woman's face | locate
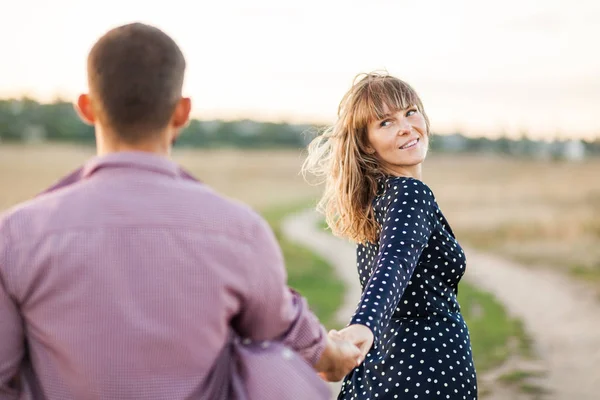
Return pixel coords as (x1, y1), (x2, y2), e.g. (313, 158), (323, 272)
(365, 104), (428, 178)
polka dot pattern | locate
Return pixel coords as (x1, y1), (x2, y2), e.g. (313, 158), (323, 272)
(339, 177), (478, 399)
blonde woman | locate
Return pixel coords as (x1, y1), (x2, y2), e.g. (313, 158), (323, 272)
(303, 72), (478, 399)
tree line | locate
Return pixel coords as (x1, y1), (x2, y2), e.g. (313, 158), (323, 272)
(1, 98), (599, 157)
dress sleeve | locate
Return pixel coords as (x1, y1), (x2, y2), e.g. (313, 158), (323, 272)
(350, 178), (436, 344)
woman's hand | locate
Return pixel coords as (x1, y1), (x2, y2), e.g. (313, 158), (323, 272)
(314, 334), (362, 382)
(329, 324), (374, 361)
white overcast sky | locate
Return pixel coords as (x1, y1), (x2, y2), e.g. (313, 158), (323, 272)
(1, 0), (599, 139)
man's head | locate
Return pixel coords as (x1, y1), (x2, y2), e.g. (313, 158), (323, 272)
(76, 23), (191, 153)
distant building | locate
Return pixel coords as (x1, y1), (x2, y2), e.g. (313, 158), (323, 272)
(559, 139), (585, 161)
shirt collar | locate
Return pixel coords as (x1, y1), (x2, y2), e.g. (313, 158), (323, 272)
(82, 151), (180, 179)
(38, 151), (201, 198)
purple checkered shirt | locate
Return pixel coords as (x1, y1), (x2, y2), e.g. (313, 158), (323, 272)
(0, 152), (330, 400)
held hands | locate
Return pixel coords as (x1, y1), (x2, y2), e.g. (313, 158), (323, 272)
(315, 324), (375, 382)
(329, 324), (374, 362)
(315, 334), (362, 382)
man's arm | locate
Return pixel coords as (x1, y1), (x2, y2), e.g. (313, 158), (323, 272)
(0, 218), (24, 399)
(232, 216), (323, 361)
(232, 215), (360, 378)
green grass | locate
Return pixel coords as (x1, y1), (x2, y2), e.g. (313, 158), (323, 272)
(498, 369), (548, 397)
(319, 218), (329, 231)
(570, 264), (600, 283)
(260, 202), (345, 329)
(458, 282), (533, 372)
(498, 369), (544, 384)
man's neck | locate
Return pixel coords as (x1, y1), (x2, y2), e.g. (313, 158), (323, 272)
(97, 142), (171, 157)
(95, 127), (172, 157)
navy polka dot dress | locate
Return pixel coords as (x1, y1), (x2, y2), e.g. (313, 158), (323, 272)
(338, 176), (478, 399)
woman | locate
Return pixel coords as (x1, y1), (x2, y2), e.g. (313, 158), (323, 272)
(303, 72), (478, 399)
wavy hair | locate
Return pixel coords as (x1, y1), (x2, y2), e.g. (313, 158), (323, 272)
(302, 72), (430, 244)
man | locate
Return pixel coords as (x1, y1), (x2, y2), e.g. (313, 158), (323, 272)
(0, 23), (361, 400)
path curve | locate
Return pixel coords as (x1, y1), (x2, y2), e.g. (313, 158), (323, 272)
(282, 209), (600, 400)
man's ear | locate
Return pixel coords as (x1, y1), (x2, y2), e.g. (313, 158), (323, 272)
(74, 94), (96, 125)
(168, 97), (191, 146)
(172, 97), (191, 129)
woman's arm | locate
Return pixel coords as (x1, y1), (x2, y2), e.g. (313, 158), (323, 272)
(348, 179), (436, 353)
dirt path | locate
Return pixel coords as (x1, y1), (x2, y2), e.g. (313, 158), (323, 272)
(282, 209), (600, 400)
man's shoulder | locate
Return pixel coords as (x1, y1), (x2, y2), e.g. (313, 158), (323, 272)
(0, 174), (269, 245)
(179, 181), (267, 235)
(0, 186), (71, 236)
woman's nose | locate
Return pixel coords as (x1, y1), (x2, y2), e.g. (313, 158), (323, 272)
(397, 119), (411, 135)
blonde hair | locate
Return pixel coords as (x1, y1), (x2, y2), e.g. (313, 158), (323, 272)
(302, 72), (430, 244)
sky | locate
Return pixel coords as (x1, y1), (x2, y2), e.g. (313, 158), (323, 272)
(1, 0), (599, 139)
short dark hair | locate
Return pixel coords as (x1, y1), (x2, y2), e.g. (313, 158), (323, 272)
(87, 23), (186, 142)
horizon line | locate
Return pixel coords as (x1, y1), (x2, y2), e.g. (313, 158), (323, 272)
(1, 93), (598, 141)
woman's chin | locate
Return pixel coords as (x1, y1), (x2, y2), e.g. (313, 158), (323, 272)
(396, 156), (426, 168)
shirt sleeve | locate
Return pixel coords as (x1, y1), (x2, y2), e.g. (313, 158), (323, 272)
(350, 179), (436, 345)
(232, 215), (327, 367)
(0, 217), (24, 400)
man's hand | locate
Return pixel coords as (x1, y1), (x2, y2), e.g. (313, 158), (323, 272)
(314, 334), (362, 382)
(329, 324), (374, 361)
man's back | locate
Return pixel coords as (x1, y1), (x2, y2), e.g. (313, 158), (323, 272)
(0, 152), (324, 399)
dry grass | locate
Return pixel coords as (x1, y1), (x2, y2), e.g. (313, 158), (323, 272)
(1, 144), (598, 288)
(0, 143), (319, 211)
(172, 147), (320, 209)
(0, 144), (93, 210)
(423, 153), (600, 287)
(5, 143), (595, 394)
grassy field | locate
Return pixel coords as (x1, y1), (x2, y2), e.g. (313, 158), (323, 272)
(422, 153), (600, 290)
(0, 144), (321, 211)
(2, 143), (597, 394)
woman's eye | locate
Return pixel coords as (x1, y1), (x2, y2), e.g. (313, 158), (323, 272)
(407, 109), (418, 117)
(379, 119), (392, 127)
